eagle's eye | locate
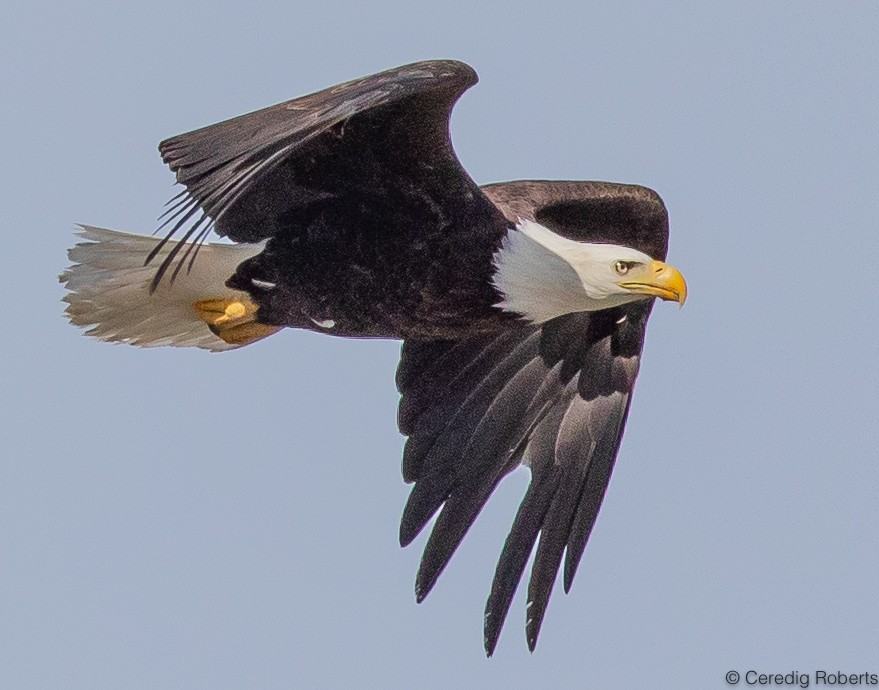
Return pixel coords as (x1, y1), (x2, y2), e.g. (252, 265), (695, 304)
(614, 261), (633, 275)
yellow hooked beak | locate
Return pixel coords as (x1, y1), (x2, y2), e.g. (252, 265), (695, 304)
(618, 260), (688, 306)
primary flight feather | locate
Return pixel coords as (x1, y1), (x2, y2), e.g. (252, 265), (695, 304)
(61, 60), (686, 655)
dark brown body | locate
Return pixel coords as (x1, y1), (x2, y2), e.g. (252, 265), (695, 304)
(225, 179), (666, 339)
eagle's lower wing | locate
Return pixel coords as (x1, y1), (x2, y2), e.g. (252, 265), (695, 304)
(151, 60), (508, 288)
(396, 302), (652, 655)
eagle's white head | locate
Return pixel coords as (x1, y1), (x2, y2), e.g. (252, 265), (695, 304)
(491, 218), (687, 323)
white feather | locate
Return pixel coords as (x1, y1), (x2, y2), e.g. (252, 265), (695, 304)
(491, 221), (586, 323)
(491, 219), (653, 323)
(60, 226), (264, 352)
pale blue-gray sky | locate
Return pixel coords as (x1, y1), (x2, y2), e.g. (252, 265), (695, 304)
(2, 2), (878, 688)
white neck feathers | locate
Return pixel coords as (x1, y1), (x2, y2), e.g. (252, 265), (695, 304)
(491, 219), (650, 323)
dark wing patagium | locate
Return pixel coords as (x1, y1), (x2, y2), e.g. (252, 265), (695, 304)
(152, 61), (510, 338)
(397, 182), (669, 655)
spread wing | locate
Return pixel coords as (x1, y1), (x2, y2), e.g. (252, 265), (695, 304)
(396, 182), (669, 655)
(152, 60), (509, 293)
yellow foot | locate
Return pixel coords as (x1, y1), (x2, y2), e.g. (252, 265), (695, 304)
(194, 298), (281, 346)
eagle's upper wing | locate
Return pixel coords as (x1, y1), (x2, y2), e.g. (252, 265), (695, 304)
(151, 60), (508, 289)
(396, 182), (669, 655)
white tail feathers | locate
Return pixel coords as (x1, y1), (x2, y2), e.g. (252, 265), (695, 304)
(60, 226), (266, 352)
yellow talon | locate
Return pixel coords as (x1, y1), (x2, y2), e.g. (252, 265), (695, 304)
(194, 297), (281, 347)
(216, 301), (247, 324)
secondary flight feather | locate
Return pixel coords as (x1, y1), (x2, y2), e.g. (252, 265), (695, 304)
(61, 60), (686, 655)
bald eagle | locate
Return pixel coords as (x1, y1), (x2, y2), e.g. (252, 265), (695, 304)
(61, 60), (686, 655)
